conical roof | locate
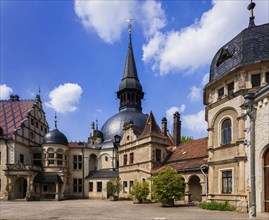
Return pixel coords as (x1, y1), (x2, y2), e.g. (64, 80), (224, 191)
(118, 34), (143, 92)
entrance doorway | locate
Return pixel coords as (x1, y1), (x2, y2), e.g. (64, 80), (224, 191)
(14, 177), (27, 199)
(264, 148), (269, 213)
(189, 175), (202, 202)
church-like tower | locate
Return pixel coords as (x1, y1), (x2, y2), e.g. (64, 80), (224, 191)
(117, 30), (144, 112)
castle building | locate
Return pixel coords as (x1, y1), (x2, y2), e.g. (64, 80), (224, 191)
(203, 2), (269, 217)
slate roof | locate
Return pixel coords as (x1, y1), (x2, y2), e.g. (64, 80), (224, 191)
(118, 34), (143, 92)
(139, 111), (165, 139)
(34, 173), (63, 184)
(86, 169), (119, 179)
(209, 23), (269, 84)
(0, 99), (34, 138)
(43, 128), (68, 146)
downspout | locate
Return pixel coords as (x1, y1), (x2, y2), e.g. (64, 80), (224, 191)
(200, 164), (208, 198)
(243, 93), (256, 217)
(82, 147), (85, 199)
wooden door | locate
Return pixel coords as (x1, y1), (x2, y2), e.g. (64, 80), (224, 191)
(265, 149), (269, 213)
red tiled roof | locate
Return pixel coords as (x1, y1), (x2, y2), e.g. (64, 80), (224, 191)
(69, 141), (86, 148)
(168, 137), (208, 162)
(0, 100), (34, 138)
(154, 158), (207, 172)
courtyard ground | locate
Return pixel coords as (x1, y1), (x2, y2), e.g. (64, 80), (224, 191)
(0, 199), (264, 220)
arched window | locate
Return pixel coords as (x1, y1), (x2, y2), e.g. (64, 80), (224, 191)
(221, 119), (231, 145)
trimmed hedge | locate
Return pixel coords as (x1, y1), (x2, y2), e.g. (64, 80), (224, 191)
(198, 201), (236, 211)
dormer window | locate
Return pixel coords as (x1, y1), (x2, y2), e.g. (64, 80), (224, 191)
(251, 74), (261, 88)
(216, 47), (233, 66)
(228, 82), (234, 94)
(218, 87), (224, 98)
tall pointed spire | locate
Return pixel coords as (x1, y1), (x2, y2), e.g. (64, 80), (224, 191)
(117, 19), (144, 112)
(247, 0), (256, 28)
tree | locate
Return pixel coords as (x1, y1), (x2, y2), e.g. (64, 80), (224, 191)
(106, 178), (122, 200)
(152, 167), (184, 206)
(130, 180), (150, 203)
(180, 136), (194, 143)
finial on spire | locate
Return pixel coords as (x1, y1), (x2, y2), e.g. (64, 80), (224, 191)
(247, 0), (256, 27)
(54, 112), (58, 129)
(96, 119), (98, 130)
(38, 87), (41, 96)
(126, 18), (133, 35)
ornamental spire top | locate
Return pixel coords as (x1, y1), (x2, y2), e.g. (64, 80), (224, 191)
(247, 0), (256, 27)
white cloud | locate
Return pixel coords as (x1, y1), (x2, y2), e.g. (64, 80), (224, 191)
(143, 0), (269, 75)
(182, 110), (207, 133)
(0, 84), (13, 99)
(165, 104), (186, 126)
(97, 109), (103, 113)
(74, 0), (166, 44)
(201, 73), (209, 86)
(46, 83), (83, 113)
(188, 86), (201, 102)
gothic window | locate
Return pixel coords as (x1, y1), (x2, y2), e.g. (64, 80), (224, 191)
(251, 74), (261, 88)
(73, 155), (82, 170)
(221, 119), (231, 145)
(222, 170), (232, 193)
(73, 178), (82, 193)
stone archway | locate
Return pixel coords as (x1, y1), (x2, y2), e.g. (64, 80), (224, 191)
(189, 175), (202, 202)
(14, 177), (27, 199)
(264, 148), (269, 213)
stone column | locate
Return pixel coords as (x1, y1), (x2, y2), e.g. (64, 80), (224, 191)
(55, 183), (59, 201)
(184, 182), (190, 204)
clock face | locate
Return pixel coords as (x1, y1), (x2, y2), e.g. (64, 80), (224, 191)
(37, 110), (42, 120)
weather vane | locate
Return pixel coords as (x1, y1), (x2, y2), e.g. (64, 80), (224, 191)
(126, 18), (133, 34)
(54, 112), (58, 129)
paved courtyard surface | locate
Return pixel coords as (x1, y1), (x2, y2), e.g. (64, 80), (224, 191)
(0, 199), (262, 220)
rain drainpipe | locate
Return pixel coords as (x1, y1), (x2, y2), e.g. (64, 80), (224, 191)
(243, 93), (256, 218)
(200, 164), (208, 198)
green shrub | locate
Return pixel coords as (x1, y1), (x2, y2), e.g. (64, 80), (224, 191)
(106, 177), (122, 198)
(198, 201), (236, 211)
(130, 180), (150, 203)
(152, 167), (184, 206)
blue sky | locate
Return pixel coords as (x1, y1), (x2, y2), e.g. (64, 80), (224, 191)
(1, 0), (268, 141)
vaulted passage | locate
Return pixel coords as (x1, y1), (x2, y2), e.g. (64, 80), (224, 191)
(264, 148), (269, 213)
(189, 175), (202, 202)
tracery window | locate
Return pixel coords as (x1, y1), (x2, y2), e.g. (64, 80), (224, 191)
(221, 119), (231, 145)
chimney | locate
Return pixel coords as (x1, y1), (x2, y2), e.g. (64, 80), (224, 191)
(91, 122), (95, 137)
(173, 111), (181, 147)
(161, 117), (167, 136)
(14, 95), (20, 101)
(9, 95), (15, 101)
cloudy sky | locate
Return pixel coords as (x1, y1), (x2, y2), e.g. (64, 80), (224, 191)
(1, 0), (268, 141)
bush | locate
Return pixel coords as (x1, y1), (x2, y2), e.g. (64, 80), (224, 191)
(198, 201), (236, 211)
(130, 180), (150, 203)
(106, 178), (122, 199)
(152, 167), (184, 206)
